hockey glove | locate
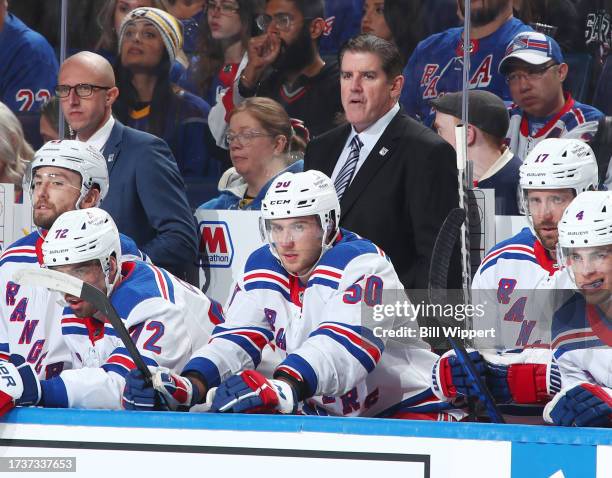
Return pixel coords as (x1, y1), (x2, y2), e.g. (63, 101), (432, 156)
(544, 383), (612, 427)
(482, 351), (560, 404)
(0, 355), (41, 415)
(123, 368), (199, 411)
(432, 350), (487, 400)
(209, 370), (297, 414)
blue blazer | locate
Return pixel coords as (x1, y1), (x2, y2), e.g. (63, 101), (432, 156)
(101, 120), (197, 277)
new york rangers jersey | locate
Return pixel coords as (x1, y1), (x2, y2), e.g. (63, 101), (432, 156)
(184, 230), (460, 420)
(0, 13), (58, 113)
(400, 17), (531, 126)
(551, 293), (611, 389)
(39, 260), (221, 409)
(505, 93), (604, 160)
(0, 231), (145, 379)
(472, 227), (560, 350)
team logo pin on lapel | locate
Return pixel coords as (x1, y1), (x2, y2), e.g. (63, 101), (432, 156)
(379, 147), (389, 156)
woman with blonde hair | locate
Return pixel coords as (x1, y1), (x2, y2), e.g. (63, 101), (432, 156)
(0, 102), (34, 202)
(199, 97), (309, 210)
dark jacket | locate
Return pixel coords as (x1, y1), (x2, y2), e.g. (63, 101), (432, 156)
(101, 120), (198, 278)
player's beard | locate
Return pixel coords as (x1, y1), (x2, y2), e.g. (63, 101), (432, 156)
(273, 24), (315, 73)
(458, 0), (509, 27)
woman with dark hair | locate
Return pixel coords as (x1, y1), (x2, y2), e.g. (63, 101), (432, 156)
(199, 97), (308, 210)
(96, 0), (164, 58)
(180, 0), (264, 106)
(361, 0), (422, 63)
(113, 7), (218, 179)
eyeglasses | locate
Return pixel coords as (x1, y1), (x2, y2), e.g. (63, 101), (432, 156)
(255, 13), (313, 32)
(206, 1), (239, 15)
(225, 130), (272, 146)
(505, 63), (557, 85)
(55, 83), (112, 98)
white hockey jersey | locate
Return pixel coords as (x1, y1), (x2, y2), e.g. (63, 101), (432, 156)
(39, 260), (220, 409)
(471, 227), (560, 350)
(184, 230), (460, 420)
(551, 293), (611, 390)
(505, 93), (602, 160)
(0, 231), (146, 379)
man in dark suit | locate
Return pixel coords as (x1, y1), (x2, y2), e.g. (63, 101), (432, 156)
(56, 51), (197, 279)
(304, 34), (460, 289)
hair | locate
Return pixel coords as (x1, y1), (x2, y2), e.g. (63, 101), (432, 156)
(228, 97), (308, 159)
(96, 0), (165, 52)
(0, 102), (34, 194)
(383, 0), (422, 63)
(113, 50), (173, 138)
(193, 0), (264, 97)
(283, 0), (325, 19)
(339, 33), (404, 79)
(40, 97), (70, 139)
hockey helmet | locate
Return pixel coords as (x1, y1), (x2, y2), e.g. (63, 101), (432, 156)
(28, 140), (109, 208)
(42, 208), (122, 296)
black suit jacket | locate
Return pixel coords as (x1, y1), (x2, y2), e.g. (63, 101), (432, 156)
(304, 111), (460, 290)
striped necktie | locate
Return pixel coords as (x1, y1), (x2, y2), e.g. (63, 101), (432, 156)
(334, 135), (362, 200)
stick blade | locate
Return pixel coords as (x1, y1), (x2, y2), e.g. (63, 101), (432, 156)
(13, 268), (84, 298)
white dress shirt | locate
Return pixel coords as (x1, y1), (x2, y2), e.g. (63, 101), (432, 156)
(78, 115), (115, 152)
(330, 103), (400, 184)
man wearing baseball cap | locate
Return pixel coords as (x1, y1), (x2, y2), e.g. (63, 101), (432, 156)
(432, 90), (521, 215)
(500, 31), (603, 160)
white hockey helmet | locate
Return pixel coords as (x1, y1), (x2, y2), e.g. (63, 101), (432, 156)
(519, 138), (598, 223)
(557, 191), (612, 284)
(42, 208), (122, 296)
(260, 170), (340, 273)
(28, 140), (109, 208)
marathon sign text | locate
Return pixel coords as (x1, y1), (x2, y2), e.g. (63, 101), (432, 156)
(199, 221), (235, 268)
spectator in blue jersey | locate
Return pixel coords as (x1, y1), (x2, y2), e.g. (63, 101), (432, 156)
(0, 1), (57, 115)
(400, 0), (531, 126)
(500, 31), (604, 161)
(162, 0), (206, 57)
(319, 0), (363, 59)
(431, 90), (521, 215)
(361, 0), (422, 64)
(0, 102), (33, 202)
(200, 97), (306, 210)
(113, 7), (217, 179)
(57, 50), (198, 279)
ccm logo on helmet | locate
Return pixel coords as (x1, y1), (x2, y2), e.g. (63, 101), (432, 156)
(269, 200), (291, 205)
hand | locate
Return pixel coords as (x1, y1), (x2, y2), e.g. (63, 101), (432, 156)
(0, 355), (40, 414)
(209, 370), (296, 414)
(123, 368), (198, 411)
(243, 34), (281, 84)
(432, 350), (487, 400)
(544, 383), (612, 427)
(482, 352), (556, 404)
(122, 369), (167, 411)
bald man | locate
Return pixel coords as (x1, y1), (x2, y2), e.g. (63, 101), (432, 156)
(57, 52), (198, 280)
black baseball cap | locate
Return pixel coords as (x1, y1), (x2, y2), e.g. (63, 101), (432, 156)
(430, 90), (509, 139)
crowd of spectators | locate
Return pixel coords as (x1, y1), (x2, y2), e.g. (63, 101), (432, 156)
(0, 0), (610, 282)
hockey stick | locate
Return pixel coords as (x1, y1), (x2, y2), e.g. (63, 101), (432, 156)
(13, 268), (152, 384)
(428, 207), (505, 423)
